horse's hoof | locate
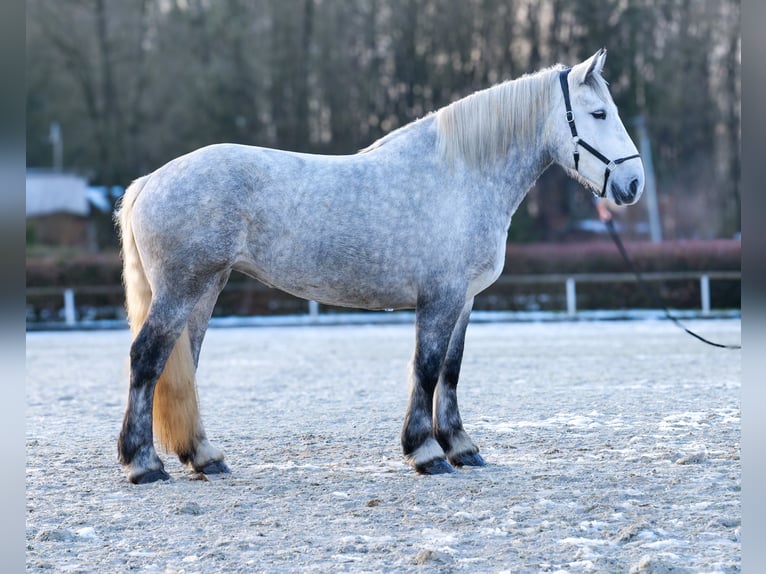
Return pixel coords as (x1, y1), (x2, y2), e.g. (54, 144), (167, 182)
(450, 452), (486, 468)
(131, 468), (171, 484)
(417, 458), (455, 475)
(199, 460), (230, 475)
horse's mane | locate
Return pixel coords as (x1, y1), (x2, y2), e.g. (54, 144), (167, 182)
(361, 63), (612, 171)
(435, 64), (567, 170)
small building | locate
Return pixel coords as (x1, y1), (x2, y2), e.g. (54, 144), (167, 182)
(26, 170), (113, 250)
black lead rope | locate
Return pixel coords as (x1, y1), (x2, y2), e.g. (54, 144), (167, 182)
(604, 219), (741, 350)
(560, 68), (738, 349)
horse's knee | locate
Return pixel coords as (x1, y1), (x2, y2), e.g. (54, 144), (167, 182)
(413, 351), (443, 391)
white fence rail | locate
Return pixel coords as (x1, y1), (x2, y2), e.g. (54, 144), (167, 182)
(484, 270), (740, 318)
(27, 270), (741, 328)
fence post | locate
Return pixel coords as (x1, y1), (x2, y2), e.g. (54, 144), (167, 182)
(308, 300), (319, 318)
(700, 274), (711, 316)
(566, 277), (576, 316)
(63, 288), (76, 326)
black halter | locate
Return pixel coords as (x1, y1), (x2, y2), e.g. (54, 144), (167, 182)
(558, 69), (640, 198)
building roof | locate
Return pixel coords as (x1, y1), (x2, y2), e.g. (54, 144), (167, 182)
(26, 170), (90, 217)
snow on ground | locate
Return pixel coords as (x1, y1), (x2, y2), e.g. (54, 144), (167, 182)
(26, 319), (741, 573)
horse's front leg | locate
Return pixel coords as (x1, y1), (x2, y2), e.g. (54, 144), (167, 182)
(434, 298), (486, 467)
(401, 294), (465, 474)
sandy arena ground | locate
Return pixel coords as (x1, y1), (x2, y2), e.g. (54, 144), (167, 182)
(26, 319), (741, 573)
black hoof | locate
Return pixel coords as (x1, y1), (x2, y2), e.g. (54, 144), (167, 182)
(450, 452), (487, 468)
(416, 458), (455, 475)
(132, 468), (171, 484)
(198, 460), (230, 475)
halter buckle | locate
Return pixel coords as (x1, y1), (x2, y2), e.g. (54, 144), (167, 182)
(565, 110), (574, 123)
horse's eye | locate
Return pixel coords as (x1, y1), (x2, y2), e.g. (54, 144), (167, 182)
(591, 110), (607, 120)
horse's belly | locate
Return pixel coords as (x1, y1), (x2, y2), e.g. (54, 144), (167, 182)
(283, 279), (418, 311)
(234, 258), (419, 311)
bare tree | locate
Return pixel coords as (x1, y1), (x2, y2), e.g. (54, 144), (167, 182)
(26, 0), (741, 240)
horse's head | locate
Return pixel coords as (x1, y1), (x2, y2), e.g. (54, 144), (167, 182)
(550, 48), (645, 206)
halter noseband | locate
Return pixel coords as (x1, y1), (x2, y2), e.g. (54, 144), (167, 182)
(559, 68), (640, 198)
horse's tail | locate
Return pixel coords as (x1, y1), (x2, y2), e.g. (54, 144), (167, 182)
(118, 176), (200, 457)
(117, 177), (153, 337)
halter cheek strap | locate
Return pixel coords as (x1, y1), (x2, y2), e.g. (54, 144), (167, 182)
(559, 69), (640, 198)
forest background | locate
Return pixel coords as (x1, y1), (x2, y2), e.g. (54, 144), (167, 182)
(26, 0), (740, 243)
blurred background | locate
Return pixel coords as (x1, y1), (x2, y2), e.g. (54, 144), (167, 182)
(25, 0), (740, 326)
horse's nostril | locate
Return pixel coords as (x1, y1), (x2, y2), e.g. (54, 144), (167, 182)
(629, 178), (639, 196)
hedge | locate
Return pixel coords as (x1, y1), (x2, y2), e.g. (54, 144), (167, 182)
(502, 239), (740, 275)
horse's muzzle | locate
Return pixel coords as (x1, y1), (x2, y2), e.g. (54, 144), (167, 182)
(610, 177), (643, 206)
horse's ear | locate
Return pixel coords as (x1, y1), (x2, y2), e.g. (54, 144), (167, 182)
(571, 47), (607, 85)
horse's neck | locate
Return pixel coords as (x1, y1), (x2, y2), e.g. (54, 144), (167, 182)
(430, 72), (556, 222)
(365, 104), (550, 225)
(480, 143), (549, 227)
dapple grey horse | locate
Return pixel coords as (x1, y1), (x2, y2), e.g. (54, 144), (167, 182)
(117, 48), (644, 483)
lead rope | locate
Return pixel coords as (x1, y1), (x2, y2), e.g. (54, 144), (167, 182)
(604, 219), (741, 349)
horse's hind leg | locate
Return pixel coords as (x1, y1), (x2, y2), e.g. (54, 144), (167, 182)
(166, 270), (231, 474)
(402, 293), (465, 474)
(118, 293), (201, 484)
(434, 298), (486, 468)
